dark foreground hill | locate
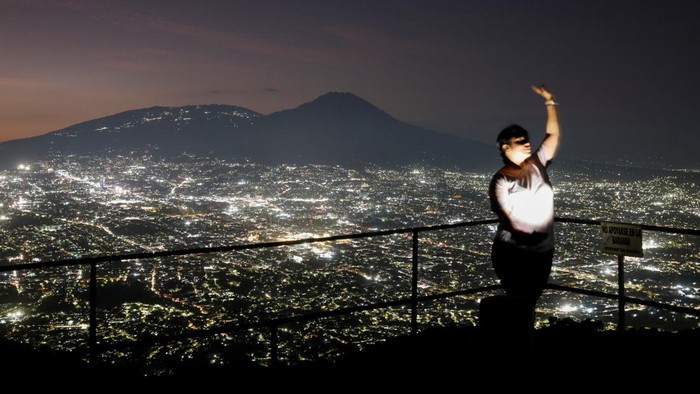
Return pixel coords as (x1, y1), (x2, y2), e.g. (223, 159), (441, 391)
(2, 319), (697, 384)
(0, 92), (496, 170)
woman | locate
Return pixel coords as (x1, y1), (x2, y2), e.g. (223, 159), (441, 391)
(488, 84), (560, 310)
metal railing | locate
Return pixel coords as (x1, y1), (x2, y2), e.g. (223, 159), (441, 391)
(1, 217), (699, 366)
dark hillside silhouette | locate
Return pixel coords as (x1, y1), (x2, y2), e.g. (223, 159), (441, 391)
(0, 92), (495, 170)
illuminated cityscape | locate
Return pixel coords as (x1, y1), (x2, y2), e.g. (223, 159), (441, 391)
(0, 154), (698, 366)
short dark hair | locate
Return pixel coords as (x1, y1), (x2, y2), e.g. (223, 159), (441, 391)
(496, 124), (529, 163)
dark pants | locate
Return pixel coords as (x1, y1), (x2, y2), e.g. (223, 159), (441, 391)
(491, 240), (553, 308)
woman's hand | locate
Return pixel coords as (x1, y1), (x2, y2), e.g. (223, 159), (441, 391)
(531, 84), (554, 101)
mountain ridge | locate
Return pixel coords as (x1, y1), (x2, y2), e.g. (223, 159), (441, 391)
(0, 92), (496, 170)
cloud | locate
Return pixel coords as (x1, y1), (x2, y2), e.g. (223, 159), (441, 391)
(263, 88), (280, 93)
(58, 2), (360, 66)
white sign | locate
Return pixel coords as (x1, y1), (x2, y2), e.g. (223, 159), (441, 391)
(601, 222), (643, 257)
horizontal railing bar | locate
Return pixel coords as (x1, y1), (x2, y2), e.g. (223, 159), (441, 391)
(555, 217), (700, 236)
(3, 218), (698, 273)
(639, 224), (700, 236)
(410, 284), (502, 303)
(0, 219), (499, 273)
(554, 217), (602, 226)
(547, 283), (620, 301)
(1, 216), (698, 362)
(96, 284), (503, 352)
(625, 295), (700, 317)
(97, 299), (415, 351)
(548, 283), (700, 317)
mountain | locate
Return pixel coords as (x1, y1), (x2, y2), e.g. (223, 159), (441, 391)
(0, 92), (495, 170)
(242, 92), (495, 168)
(0, 105), (261, 166)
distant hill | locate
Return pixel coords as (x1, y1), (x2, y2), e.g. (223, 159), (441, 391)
(0, 92), (496, 170)
(0, 104), (261, 166)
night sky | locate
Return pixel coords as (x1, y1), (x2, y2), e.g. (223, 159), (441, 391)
(2, 0), (698, 168)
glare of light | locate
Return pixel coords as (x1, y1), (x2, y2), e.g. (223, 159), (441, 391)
(559, 304), (578, 313)
(643, 239), (659, 249)
(310, 246), (334, 259)
(674, 285), (694, 297)
(292, 255), (303, 263)
(641, 264), (661, 272)
(581, 305), (595, 314)
(5, 310), (24, 321)
(283, 232), (317, 241)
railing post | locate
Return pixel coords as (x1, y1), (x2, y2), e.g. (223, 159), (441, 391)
(617, 255), (625, 335)
(89, 261), (97, 364)
(270, 325), (279, 367)
(411, 231), (418, 336)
